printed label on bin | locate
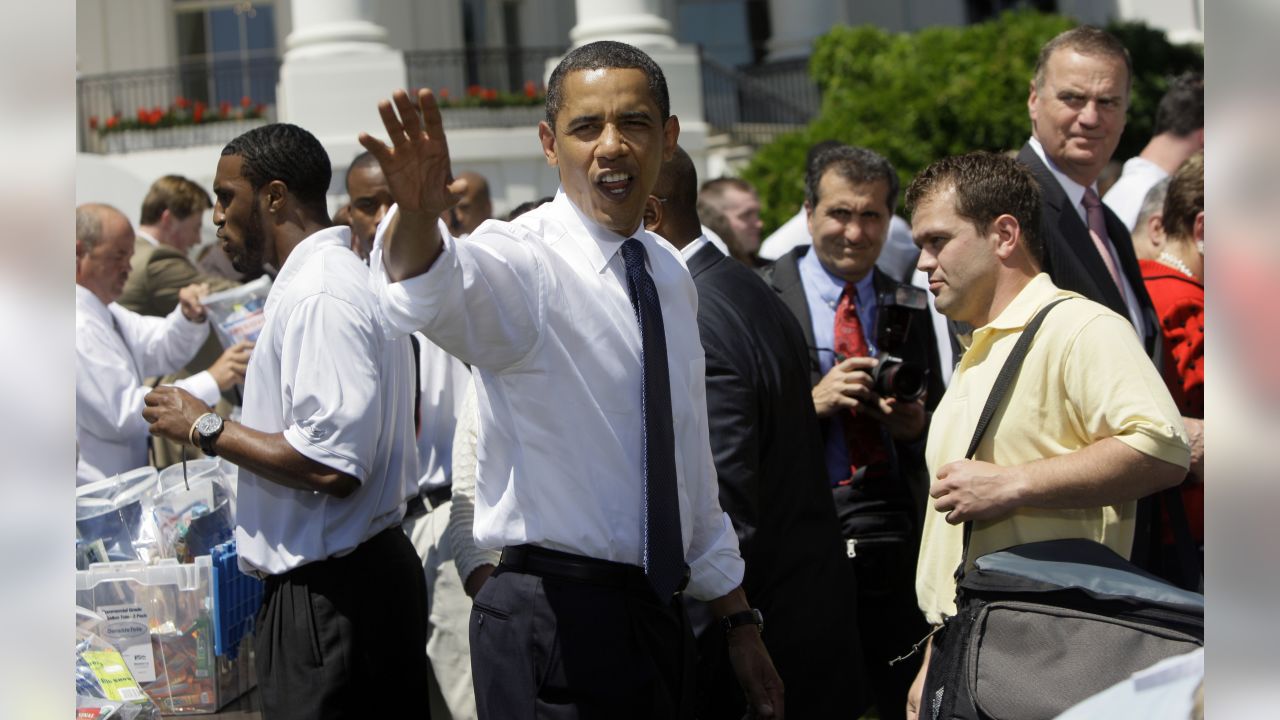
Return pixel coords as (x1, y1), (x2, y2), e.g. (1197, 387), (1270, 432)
(82, 649), (147, 702)
(100, 604), (157, 683)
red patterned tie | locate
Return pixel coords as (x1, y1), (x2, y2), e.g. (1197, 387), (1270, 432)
(833, 283), (888, 483)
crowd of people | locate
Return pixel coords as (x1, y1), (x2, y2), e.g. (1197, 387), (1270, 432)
(75, 24), (1204, 720)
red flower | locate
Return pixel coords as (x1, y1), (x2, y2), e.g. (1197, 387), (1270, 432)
(105, 116), (118, 129)
(175, 95), (191, 110)
(254, 103), (266, 116)
(137, 107), (148, 122)
(467, 85), (481, 98)
(241, 95), (252, 108)
(524, 80), (537, 99)
(88, 116), (99, 130)
(219, 100), (232, 116)
(438, 87), (450, 100)
(150, 109), (165, 125)
(483, 88), (498, 101)
(193, 104), (204, 124)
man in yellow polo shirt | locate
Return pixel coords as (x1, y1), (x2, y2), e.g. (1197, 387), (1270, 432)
(901, 152), (1190, 720)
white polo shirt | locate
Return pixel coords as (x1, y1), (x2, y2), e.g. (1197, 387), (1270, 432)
(377, 191), (745, 601)
(235, 226), (418, 576)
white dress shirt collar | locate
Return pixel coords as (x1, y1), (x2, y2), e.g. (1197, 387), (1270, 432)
(678, 234), (710, 263)
(551, 190), (647, 274)
(135, 229), (160, 248)
(1029, 135), (1094, 224)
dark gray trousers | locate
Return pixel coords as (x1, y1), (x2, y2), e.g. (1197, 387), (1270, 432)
(470, 562), (695, 720)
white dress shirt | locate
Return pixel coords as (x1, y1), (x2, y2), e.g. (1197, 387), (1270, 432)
(413, 333), (471, 492)
(377, 190), (744, 601)
(1028, 136), (1147, 335)
(75, 284), (220, 485)
(235, 226), (418, 575)
(1102, 156), (1169, 231)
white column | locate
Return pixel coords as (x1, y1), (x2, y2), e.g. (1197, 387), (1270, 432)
(277, 0), (406, 153)
(568, 0), (676, 50)
(765, 0), (829, 61)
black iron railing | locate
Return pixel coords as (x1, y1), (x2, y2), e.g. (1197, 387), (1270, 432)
(700, 52), (819, 143)
(77, 55), (281, 154)
(404, 46), (565, 99)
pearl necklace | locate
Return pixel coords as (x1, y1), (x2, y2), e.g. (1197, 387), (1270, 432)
(1158, 251), (1196, 280)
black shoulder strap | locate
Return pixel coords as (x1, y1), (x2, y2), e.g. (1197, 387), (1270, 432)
(956, 297), (1073, 578)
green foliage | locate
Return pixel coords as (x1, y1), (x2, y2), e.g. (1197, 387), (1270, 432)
(741, 10), (1203, 235)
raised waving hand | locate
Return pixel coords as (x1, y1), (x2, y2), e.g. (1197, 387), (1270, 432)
(358, 89), (469, 280)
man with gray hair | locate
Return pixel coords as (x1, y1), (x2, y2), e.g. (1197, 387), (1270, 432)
(1129, 176), (1171, 261)
(75, 203), (248, 484)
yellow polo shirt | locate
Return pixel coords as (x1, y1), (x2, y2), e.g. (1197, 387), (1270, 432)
(915, 273), (1190, 624)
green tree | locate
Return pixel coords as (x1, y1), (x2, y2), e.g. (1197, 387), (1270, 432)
(742, 10), (1203, 234)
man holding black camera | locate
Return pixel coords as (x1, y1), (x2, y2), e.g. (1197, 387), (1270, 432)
(760, 143), (944, 720)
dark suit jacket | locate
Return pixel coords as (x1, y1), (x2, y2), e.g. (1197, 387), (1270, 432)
(686, 241), (864, 719)
(1018, 143), (1160, 359)
(758, 246), (945, 540)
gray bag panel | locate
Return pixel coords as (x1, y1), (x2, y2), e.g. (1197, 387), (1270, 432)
(974, 545), (1205, 611)
(966, 601), (1202, 720)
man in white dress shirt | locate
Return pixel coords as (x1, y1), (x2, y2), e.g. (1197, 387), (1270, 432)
(360, 41), (783, 719)
(75, 203), (248, 485)
(142, 123), (427, 718)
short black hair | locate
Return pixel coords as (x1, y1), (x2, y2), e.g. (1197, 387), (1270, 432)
(222, 123), (331, 217)
(905, 151), (1044, 265)
(1153, 72), (1204, 137)
(345, 150), (380, 192)
(805, 144), (899, 213)
(545, 41), (669, 126)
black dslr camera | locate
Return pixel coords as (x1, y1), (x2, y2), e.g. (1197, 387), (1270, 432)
(871, 284), (930, 401)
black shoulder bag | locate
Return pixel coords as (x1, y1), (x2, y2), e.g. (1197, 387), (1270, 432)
(919, 299), (1204, 720)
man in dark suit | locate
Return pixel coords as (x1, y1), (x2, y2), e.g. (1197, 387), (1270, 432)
(1019, 26), (1204, 572)
(759, 144), (944, 720)
(1017, 25), (1159, 357)
(645, 146), (864, 719)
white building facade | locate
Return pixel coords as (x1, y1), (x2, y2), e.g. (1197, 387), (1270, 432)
(76, 0), (1204, 231)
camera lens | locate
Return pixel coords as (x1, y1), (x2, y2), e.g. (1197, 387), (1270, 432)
(875, 356), (927, 401)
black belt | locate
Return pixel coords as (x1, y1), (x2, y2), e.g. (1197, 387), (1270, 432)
(499, 544), (689, 598)
(404, 485), (453, 520)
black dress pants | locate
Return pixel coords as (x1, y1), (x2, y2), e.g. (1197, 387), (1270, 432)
(470, 548), (696, 720)
(253, 526), (430, 719)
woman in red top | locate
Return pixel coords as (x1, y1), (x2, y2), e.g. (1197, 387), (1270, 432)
(1136, 153), (1203, 587)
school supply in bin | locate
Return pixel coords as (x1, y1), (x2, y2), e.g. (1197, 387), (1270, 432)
(76, 607), (162, 719)
(77, 555), (256, 714)
(210, 540), (263, 659)
(919, 299), (1204, 720)
(151, 471), (234, 563)
(200, 275), (271, 347)
(77, 467), (162, 567)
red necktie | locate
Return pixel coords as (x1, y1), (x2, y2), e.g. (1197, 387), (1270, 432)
(833, 283), (888, 482)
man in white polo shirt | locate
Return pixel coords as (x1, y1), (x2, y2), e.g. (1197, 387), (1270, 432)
(142, 123), (426, 718)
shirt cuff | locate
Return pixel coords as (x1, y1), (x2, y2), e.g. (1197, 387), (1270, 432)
(282, 424), (368, 482)
(172, 371), (222, 408)
(378, 223), (458, 339)
(685, 512), (746, 601)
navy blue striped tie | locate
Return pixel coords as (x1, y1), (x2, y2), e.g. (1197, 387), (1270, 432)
(620, 238), (685, 599)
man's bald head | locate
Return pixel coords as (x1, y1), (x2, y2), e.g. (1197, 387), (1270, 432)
(448, 171), (493, 236)
(644, 146), (702, 249)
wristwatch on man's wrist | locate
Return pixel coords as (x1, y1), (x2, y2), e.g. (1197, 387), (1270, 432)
(721, 608), (764, 634)
(193, 412), (225, 457)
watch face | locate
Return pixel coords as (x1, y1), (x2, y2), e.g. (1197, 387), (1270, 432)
(196, 414), (223, 437)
